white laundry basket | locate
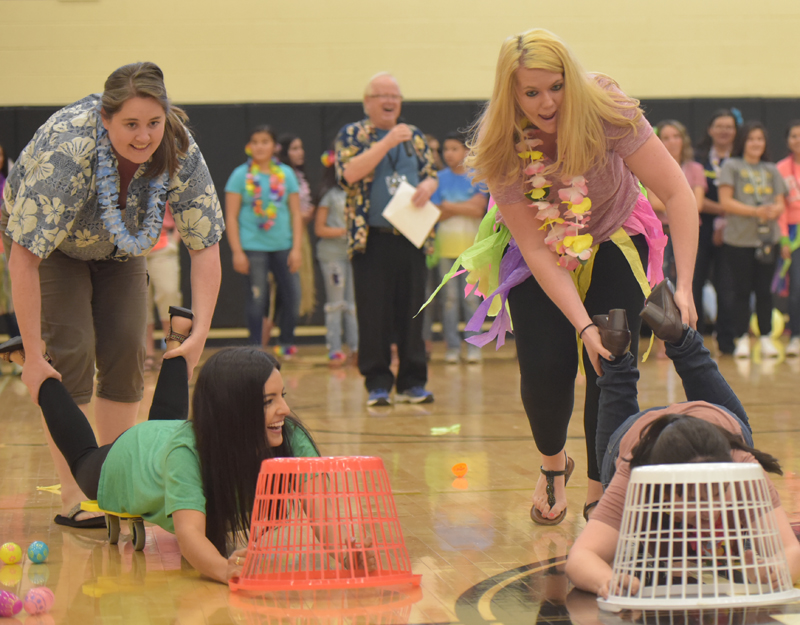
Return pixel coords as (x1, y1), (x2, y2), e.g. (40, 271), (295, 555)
(599, 463), (800, 611)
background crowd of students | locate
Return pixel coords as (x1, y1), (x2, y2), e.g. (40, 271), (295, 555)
(216, 108), (800, 365)
(2, 110), (800, 370)
(653, 110), (800, 360)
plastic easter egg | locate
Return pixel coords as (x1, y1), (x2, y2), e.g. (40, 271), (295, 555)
(0, 542), (22, 565)
(0, 564), (22, 587)
(28, 564), (50, 586)
(23, 587), (54, 615)
(27, 541), (49, 564)
(0, 590), (22, 617)
(451, 462), (468, 478)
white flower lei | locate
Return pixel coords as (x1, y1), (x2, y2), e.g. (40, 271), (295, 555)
(96, 121), (168, 256)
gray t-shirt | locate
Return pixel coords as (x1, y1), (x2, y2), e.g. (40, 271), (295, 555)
(718, 158), (787, 247)
(315, 187), (348, 262)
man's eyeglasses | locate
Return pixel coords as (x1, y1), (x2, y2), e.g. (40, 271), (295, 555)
(366, 94), (403, 102)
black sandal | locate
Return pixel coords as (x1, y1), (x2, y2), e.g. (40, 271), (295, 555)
(583, 500), (600, 522)
(530, 452), (575, 526)
(166, 306), (193, 345)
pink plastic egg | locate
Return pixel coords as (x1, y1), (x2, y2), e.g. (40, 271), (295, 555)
(23, 587), (54, 615)
(0, 590), (22, 617)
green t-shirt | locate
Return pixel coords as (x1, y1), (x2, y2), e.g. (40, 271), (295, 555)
(97, 420), (318, 534)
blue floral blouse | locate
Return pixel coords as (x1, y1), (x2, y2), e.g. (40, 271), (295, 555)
(1, 95), (224, 261)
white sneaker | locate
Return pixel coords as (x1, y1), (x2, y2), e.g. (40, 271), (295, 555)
(466, 345), (482, 364)
(786, 337), (800, 357)
(760, 336), (779, 358)
(444, 348), (460, 364)
(733, 335), (751, 359)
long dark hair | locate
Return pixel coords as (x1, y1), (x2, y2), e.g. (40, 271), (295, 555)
(695, 109), (738, 161)
(278, 134), (305, 173)
(192, 347), (318, 555)
(101, 62), (190, 179)
(732, 120), (770, 162)
(316, 143), (337, 203)
(317, 163), (337, 205)
(628, 413), (781, 475)
(785, 120), (800, 154)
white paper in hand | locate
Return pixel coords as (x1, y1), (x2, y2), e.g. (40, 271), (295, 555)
(381, 180), (441, 248)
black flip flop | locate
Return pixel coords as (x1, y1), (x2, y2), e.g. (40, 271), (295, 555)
(54, 504), (106, 529)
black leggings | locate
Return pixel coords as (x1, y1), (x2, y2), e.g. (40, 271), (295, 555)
(507, 235), (648, 482)
(39, 356), (189, 499)
(720, 244), (776, 337)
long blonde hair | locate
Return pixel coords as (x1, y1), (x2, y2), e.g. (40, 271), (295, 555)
(466, 29), (643, 187)
(101, 62), (190, 179)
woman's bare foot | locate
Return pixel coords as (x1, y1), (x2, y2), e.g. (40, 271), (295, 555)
(531, 452), (571, 522)
(58, 482), (103, 525)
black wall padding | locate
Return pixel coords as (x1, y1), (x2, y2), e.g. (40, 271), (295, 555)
(2, 97), (798, 329)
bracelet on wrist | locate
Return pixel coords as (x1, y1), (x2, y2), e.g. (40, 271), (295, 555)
(579, 323), (595, 339)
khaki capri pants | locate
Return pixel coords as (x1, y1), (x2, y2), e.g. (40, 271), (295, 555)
(37, 249), (147, 404)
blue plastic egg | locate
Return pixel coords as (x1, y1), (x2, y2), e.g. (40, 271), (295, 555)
(27, 541), (49, 564)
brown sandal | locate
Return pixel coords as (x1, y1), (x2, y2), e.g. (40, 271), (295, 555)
(530, 452), (575, 526)
(0, 336), (51, 366)
(166, 306), (193, 345)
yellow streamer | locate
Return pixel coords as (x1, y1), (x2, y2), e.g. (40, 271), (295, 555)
(574, 228), (654, 374)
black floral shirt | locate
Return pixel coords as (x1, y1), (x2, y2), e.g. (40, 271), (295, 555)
(334, 119), (437, 257)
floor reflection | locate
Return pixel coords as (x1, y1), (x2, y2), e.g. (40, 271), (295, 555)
(5, 340), (800, 624)
(228, 586), (423, 624)
(456, 560), (800, 625)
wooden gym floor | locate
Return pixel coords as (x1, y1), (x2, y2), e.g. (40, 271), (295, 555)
(3, 336), (800, 624)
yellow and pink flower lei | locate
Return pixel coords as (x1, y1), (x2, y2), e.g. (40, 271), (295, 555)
(518, 124), (594, 271)
(245, 158), (285, 232)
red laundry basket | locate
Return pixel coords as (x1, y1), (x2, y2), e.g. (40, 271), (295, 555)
(229, 456), (422, 592)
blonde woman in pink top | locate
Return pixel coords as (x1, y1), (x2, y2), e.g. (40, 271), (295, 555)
(777, 121), (800, 356)
(450, 29), (699, 525)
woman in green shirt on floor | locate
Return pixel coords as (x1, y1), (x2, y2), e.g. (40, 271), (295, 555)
(0, 309), (323, 584)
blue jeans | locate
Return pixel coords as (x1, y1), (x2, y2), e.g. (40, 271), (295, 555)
(319, 259), (358, 354)
(439, 258), (481, 350)
(244, 250), (297, 347)
(596, 328), (753, 486)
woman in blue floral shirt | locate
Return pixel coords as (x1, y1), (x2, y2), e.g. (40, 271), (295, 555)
(0, 62), (225, 528)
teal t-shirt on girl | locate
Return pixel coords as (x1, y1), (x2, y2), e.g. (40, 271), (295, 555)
(225, 162), (299, 252)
